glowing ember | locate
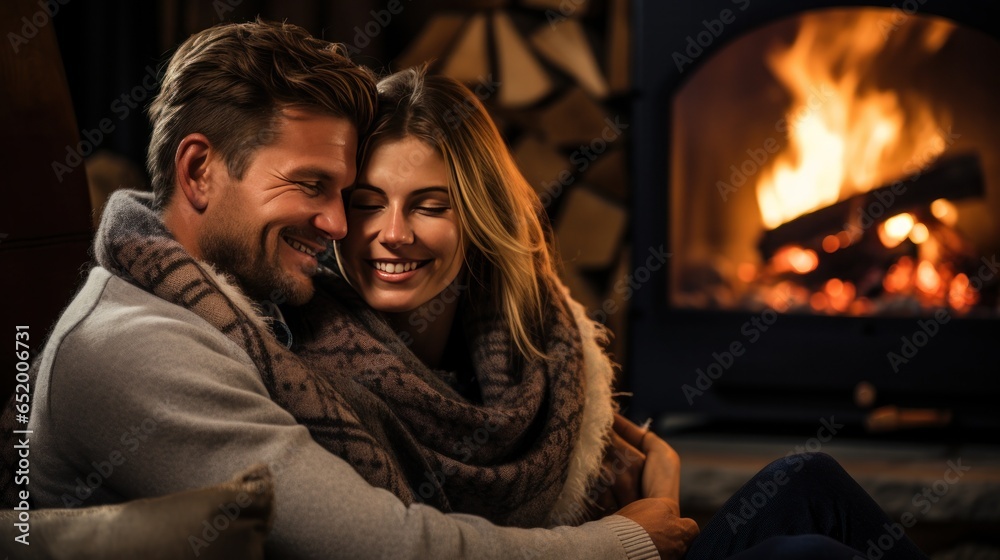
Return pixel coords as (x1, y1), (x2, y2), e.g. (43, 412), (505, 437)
(909, 223), (930, 244)
(849, 297), (873, 315)
(878, 213), (916, 248)
(915, 260), (941, 295)
(930, 198), (958, 226)
(772, 246), (819, 275)
(810, 292), (829, 312)
(948, 273), (978, 312)
(883, 256), (914, 294)
(822, 234), (840, 253)
(824, 278), (856, 313)
(790, 249), (818, 274)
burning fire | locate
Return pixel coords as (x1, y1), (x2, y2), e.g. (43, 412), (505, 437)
(755, 10), (955, 230)
(738, 10), (986, 316)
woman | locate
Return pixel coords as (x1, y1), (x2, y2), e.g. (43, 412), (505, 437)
(316, 67), (929, 559)
(306, 66), (624, 528)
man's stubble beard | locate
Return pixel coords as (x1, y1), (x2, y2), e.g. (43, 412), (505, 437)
(200, 214), (314, 307)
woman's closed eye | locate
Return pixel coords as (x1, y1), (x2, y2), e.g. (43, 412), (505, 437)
(347, 191), (385, 211)
(350, 203), (384, 211)
(415, 205), (450, 215)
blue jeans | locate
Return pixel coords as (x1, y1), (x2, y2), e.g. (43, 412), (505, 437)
(684, 453), (928, 560)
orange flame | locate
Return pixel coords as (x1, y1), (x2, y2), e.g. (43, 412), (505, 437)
(756, 11), (954, 230)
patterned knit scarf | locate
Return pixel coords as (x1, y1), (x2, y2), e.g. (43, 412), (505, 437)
(1, 190), (588, 527)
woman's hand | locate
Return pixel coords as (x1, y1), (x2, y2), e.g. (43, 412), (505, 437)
(588, 414), (683, 517)
(613, 414), (681, 503)
(588, 422), (647, 517)
(612, 415), (697, 558)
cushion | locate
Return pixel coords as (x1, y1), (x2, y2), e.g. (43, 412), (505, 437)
(0, 464), (273, 559)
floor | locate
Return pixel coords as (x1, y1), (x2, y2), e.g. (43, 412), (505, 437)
(665, 431), (1000, 558)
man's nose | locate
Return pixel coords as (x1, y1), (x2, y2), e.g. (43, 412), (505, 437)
(379, 206), (413, 247)
(312, 195), (348, 241)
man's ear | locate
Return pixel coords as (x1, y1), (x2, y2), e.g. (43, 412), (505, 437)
(175, 133), (217, 212)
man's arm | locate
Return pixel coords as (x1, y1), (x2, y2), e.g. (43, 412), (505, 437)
(40, 273), (661, 559)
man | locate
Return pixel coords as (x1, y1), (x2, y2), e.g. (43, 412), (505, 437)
(10, 20), (696, 559)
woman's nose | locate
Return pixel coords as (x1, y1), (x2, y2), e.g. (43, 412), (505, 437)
(379, 206), (413, 247)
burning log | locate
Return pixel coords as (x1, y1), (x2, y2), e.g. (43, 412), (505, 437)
(758, 153), (985, 260)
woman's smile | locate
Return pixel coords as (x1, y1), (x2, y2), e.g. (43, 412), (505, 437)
(368, 259), (432, 283)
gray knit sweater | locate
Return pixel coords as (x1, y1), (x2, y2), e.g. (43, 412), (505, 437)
(27, 266), (658, 559)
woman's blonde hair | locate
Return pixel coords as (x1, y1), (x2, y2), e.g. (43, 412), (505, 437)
(361, 67), (558, 359)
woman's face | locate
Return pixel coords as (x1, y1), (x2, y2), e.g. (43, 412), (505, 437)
(341, 136), (464, 314)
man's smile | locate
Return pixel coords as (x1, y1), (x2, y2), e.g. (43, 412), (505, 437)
(282, 234), (330, 260)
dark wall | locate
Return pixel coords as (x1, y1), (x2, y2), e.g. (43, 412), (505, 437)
(50, 0), (434, 186)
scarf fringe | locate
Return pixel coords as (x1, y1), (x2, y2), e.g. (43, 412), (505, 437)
(546, 286), (619, 526)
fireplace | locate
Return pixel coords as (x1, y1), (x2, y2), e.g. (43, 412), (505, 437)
(628, 0), (1000, 440)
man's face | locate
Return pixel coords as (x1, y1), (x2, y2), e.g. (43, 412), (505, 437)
(199, 108), (357, 306)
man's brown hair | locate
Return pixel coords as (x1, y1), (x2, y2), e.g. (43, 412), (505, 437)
(147, 19), (377, 208)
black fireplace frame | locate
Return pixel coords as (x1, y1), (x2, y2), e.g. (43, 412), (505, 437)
(627, 0), (1000, 440)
